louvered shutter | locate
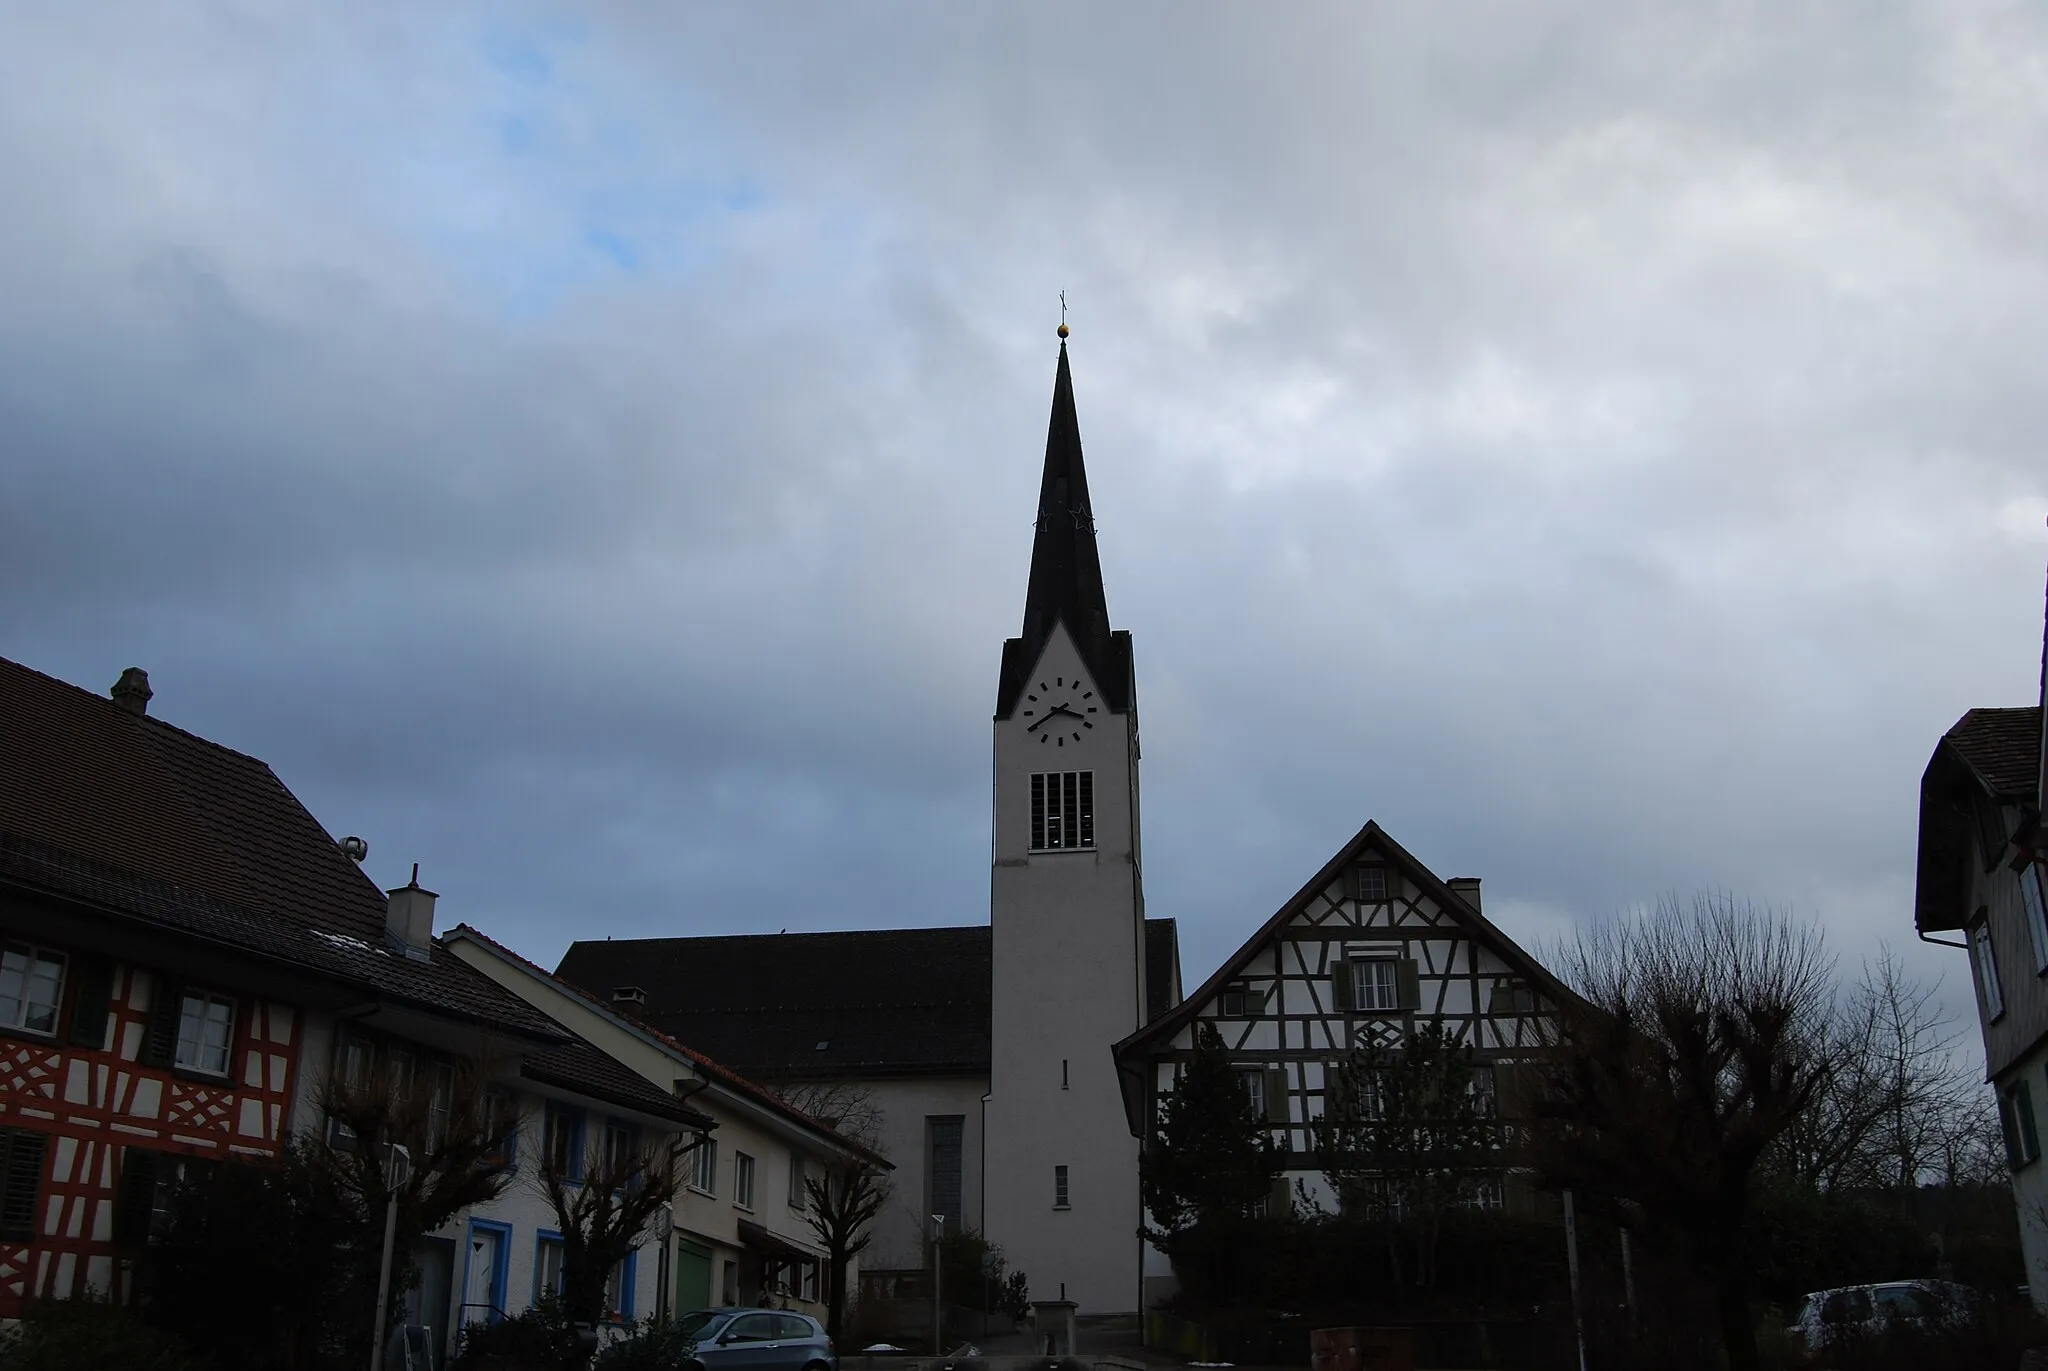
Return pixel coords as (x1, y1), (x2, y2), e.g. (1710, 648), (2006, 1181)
(1264, 1068), (1290, 1124)
(1396, 959), (1421, 1012)
(1268, 1174), (1293, 1219)
(1341, 867), (1359, 900)
(0, 1129), (47, 1241)
(1330, 960), (1353, 1012)
(141, 977), (182, 1068)
(68, 957), (115, 1049)
(114, 1147), (160, 1243)
(2020, 1081), (2042, 1164)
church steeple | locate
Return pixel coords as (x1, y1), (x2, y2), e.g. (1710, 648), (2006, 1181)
(996, 335), (1132, 719)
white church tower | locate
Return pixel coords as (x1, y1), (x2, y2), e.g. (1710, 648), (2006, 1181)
(984, 328), (1148, 1316)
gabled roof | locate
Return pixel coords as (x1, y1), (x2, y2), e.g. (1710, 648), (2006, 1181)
(554, 920), (1182, 1081)
(1114, 819), (1579, 1059)
(0, 656), (560, 1041)
(996, 339), (1131, 720)
(1915, 706), (2044, 934)
(522, 1037), (716, 1130)
(447, 923), (891, 1169)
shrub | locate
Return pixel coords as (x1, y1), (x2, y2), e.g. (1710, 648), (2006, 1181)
(0, 1299), (211, 1371)
(592, 1317), (698, 1371)
(451, 1297), (588, 1371)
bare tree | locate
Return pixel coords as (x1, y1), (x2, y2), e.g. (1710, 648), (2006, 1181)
(773, 1082), (893, 1339)
(1529, 893), (1836, 1371)
(538, 1127), (685, 1330)
(318, 1054), (521, 1241)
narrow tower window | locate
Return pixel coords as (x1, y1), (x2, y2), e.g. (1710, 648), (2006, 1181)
(1030, 772), (1094, 851)
(1053, 1164), (1070, 1209)
(1061, 1059), (1069, 1090)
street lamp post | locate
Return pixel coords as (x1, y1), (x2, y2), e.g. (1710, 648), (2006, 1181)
(931, 1214), (946, 1356)
(368, 1142), (412, 1371)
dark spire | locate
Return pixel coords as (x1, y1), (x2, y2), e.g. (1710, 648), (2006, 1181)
(996, 335), (1132, 718)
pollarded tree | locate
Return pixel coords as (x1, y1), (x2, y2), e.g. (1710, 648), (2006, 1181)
(538, 1123), (685, 1330)
(1528, 893), (1836, 1371)
(1143, 1021), (1283, 1245)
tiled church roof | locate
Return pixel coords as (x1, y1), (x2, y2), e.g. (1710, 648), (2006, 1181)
(555, 920), (1180, 1081)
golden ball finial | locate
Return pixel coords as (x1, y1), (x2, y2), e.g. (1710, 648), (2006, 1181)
(1057, 322), (1070, 339)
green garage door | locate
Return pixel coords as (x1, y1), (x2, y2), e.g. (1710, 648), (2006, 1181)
(675, 1239), (713, 1313)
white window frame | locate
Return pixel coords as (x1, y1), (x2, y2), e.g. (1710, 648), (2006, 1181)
(1238, 1067), (1266, 1119)
(734, 1150), (756, 1210)
(1357, 865), (1389, 903)
(0, 942), (66, 1038)
(688, 1136), (717, 1196)
(1351, 957), (1400, 1013)
(1974, 920), (2006, 1021)
(2023, 863), (2048, 976)
(788, 1153), (807, 1211)
(537, 1234), (566, 1298)
(174, 990), (236, 1077)
(1053, 1163), (1069, 1209)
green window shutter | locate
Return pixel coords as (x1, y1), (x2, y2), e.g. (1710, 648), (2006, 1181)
(115, 1147), (161, 1243)
(1396, 959), (1422, 1012)
(2020, 1081), (2041, 1164)
(141, 978), (182, 1069)
(1341, 868), (1359, 900)
(2002, 1091), (2025, 1169)
(0, 1129), (47, 1241)
(1264, 1068), (1290, 1124)
(1268, 1174), (1292, 1219)
(1330, 960), (1353, 1012)
(68, 957), (116, 1049)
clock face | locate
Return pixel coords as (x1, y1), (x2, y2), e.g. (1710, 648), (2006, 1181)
(1020, 676), (1100, 747)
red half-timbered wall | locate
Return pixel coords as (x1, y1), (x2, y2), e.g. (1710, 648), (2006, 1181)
(0, 960), (301, 1311)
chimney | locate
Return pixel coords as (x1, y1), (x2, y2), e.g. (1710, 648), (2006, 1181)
(611, 986), (648, 1021)
(1447, 877), (1482, 913)
(110, 667), (153, 716)
(384, 864), (436, 962)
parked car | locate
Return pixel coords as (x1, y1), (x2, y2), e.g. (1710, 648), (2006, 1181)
(1783, 1279), (1982, 1359)
(673, 1309), (837, 1371)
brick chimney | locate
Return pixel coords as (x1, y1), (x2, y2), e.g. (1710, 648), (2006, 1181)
(384, 864), (437, 962)
(1447, 877), (1482, 913)
(110, 667), (153, 715)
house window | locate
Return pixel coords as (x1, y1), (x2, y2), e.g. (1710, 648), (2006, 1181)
(734, 1151), (756, 1209)
(1053, 1164), (1070, 1209)
(1357, 865), (1388, 903)
(544, 1106), (582, 1179)
(689, 1136), (717, 1195)
(1974, 920), (2005, 1020)
(1030, 772), (1095, 851)
(788, 1153), (807, 1211)
(603, 1256), (631, 1321)
(427, 1063), (455, 1150)
(0, 943), (65, 1037)
(2023, 864), (2048, 976)
(1471, 1177), (1505, 1210)
(174, 991), (236, 1076)
(801, 1258), (819, 1302)
(2005, 1079), (2042, 1168)
(1470, 1065), (1498, 1118)
(483, 1089), (517, 1168)
(928, 1116), (964, 1225)
(536, 1234), (565, 1300)
(601, 1120), (635, 1181)
(0, 1127), (48, 1241)
(1351, 958), (1400, 1013)
(1239, 1068), (1266, 1119)
(1220, 985), (1248, 1018)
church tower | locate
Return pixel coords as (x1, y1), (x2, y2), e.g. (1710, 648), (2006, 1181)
(984, 330), (1147, 1315)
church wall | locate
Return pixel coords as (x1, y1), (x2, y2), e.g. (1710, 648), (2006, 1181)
(777, 1073), (988, 1272)
(987, 624), (1146, 1314)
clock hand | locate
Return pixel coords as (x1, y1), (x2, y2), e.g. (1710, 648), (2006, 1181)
(1028, 706), (1078, 732)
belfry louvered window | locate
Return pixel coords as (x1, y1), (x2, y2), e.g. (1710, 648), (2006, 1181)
(1030, 772), (1094, 851)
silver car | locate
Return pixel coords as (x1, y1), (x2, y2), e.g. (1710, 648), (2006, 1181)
(675, 1309), (837, 1371)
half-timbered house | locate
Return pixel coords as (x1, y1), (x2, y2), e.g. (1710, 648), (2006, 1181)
(1112, 819), (1573, 1307)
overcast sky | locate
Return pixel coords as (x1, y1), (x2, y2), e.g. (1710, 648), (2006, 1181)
(3, 4), (2043, 1056)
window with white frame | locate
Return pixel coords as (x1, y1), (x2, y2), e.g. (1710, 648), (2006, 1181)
(1469, 1065), (1498, 1119)
(1029, 772), (1094, 851)
(1053, 1163), (1069, 1209)
(1239, 1067), (1266, 1119)
(601, 1120), (635, 1181)
(427, 1063), (455, 1150)
(0, 943), (65, 1036)
(174, 991), (236, 1076)
(2023, 863), (2048, 976)
(602, 1257), (629, 1320)
(1350, 957), (1400, 1013)
(1974, 920), (2006, 1020)
(1356, 865), (1388, 902)
(536, 1235), (565, 1298)
(544, 1106), (581, 1179)
(788, 1153), (807, 1211)
(734, 1151), (756, 1209)
(688, 1136), (717, 1195)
